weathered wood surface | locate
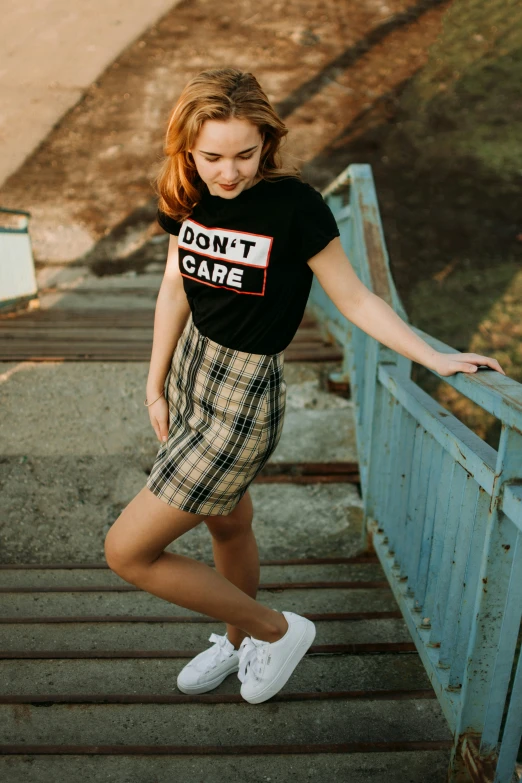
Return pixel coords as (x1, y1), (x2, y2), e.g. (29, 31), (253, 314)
(311, 163), (522, 783)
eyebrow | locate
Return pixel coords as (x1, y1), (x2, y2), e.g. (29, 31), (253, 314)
(199, 145), (258, 156)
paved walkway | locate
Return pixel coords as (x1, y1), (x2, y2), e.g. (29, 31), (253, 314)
(0, 0), (180, 187)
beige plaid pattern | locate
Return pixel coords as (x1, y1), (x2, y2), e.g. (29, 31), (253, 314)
(146, 314), (286, 515)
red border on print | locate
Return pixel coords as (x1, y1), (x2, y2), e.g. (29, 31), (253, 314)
(180, 269), (268, 296)
(178, 218), (274, 268)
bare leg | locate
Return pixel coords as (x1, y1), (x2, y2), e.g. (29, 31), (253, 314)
(204, 489), (262, 649)
(104, 486), (289, 643)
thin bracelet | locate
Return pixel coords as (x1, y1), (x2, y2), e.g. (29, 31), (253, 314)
(144, 391), (164, 407)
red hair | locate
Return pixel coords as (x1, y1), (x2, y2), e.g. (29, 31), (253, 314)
(154, 68), (300, 223)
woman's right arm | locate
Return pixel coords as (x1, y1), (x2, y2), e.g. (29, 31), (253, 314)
(146, 234), (191, 441)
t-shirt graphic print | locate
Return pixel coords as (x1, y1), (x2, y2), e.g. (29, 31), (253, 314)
(157, 176), (340, 355)
(178, 219), (273, 296)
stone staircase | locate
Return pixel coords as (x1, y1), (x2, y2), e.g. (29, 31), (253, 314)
(0, 259), (452, 780)
(0, 555), (452, 781)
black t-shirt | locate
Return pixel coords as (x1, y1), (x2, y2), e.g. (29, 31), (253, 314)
(157, 175), (340, 354)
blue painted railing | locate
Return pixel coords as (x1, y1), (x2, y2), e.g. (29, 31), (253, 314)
(308, 164), (522, 783)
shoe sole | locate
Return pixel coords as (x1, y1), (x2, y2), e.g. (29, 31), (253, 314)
(241, 619), (316, 704)
(177, 662), (239, 695)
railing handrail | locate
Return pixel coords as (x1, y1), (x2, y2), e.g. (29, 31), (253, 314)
(322, 165), (522, 423)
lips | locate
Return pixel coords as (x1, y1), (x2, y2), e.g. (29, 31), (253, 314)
(219, 182), (240, 190)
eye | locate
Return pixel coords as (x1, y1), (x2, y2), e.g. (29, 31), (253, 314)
(203, 153), (255, 162)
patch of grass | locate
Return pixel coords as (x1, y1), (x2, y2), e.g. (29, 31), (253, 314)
(410, 259), (522, 377)
(409, 260), (521, 447)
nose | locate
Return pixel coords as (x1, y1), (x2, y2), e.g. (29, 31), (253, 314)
(220, 159), (239, 183)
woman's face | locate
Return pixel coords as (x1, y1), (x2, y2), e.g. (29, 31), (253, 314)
(189, 118), (264, 199)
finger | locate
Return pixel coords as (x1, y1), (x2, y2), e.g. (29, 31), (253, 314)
(471, 356), (506, 375)
(155, 416), (169, 443)
(149, 415), (163, 442)
(485, 358), (506, 374)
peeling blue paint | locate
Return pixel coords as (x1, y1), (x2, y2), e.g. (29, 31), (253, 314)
(309, 164), (522, 783)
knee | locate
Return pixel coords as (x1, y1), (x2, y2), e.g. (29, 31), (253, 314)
(104, 526), (139, 581)
(103, 529), (125, 576)
(206, 489), (255, 542)
(205, 512), (253, 543)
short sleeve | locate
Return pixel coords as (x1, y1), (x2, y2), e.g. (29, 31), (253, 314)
(294, 183), (340, 261)
(157, 208), (183, 236)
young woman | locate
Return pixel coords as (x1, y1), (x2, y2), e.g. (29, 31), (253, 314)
(104, 67), (505, 705)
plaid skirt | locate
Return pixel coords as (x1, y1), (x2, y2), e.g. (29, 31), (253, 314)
(146, 313), (287, 515)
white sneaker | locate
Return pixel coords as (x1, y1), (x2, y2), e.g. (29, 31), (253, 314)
(237, 611), (316, 704)
(177, 632), (239, 694)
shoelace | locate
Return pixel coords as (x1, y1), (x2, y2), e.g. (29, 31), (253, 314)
(193, 632), (235, 672)
(237, 636), (269, 684)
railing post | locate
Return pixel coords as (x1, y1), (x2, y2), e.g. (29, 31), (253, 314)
(448, 425), (522, 782)
(362, 345), (411, 553)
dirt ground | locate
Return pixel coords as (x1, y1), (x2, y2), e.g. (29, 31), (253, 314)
(0, 0), (519, 446)
(0, 0), (448, 263)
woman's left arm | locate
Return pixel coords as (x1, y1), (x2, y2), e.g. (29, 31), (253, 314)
(307, 237), (506, 378)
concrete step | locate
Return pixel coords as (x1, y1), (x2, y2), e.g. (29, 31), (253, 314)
(1, 342), (361, 562)
(35, 290), (160, 310)
(0, 698), (451, 746)
(0, 617), (411, 653)
(0, 651), (430, 697)
(0, 587), (397, 619)
(0, 380), (356, 461)
(0, 561), (383, 588)
(0, 548), (450, 779)
(36, 270), (164, 292)
(272, 409), (357, 463)
(0, 480), (365, 566)
(1, 302), (344, 362)
(0, 749), (452, 783)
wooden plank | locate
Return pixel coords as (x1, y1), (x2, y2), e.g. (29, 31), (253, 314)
(0, 555), (379, 569)
(0, 580), (389, 593)
(0, 642), (417, 659)
(0, 611), (401, 624)
(0, 689), (436, 705)
(0, 740), (453, 755)
(0, 347), (343, 362)
(0, 307), (343, 362)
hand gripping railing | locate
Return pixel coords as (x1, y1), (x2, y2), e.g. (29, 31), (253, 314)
(308, 163), (522, 783)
